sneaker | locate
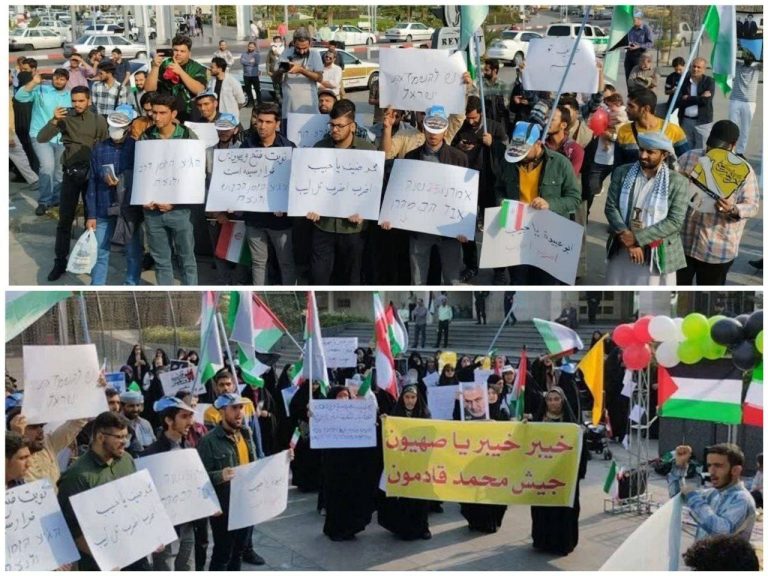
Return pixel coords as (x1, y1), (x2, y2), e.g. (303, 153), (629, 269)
(242, 549), (265, 565)
(142, 253), (155, 271)
(459, 268), (478, 282)
(421, 530), (432, 540)
(47, 264), (67, 282)
(35, 204), (47, 216)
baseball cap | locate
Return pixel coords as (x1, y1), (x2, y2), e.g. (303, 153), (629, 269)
(194, 91), (218, 101)
(107, 104), (138, 128)
(505, 121), (542, 163)
(317, 87), (338, 99)
(5, 392), (23, 412)
(214, 393), (248, 409)
(423, 105), (449, 134)
(153, 396), (195, 414)
(214, 113), (239, 131)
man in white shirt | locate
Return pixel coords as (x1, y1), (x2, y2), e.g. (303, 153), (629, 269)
(212, 40), (235, 67)
(317, 51), (342, 97)
(207, 56), (246, 116)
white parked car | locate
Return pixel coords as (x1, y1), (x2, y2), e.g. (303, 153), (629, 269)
(69, 34), (148, 58)
(545, 23), (609, 54)
(317, 24), (377, 46)
(9, 27), (65, 50)
(83, 23), (125, 35)
(485, 29), (543, 65)
(36, 19), (71, 34)
(385, 22), (434, 43)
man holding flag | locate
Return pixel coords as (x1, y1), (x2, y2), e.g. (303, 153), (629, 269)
(623, 11), (654, 82)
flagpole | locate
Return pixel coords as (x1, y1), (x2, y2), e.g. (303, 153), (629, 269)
(216, 311), (235, 379)
(253, 293), (303, 353)
(486, 304), (517, 355)
(662, 22), (708, 133)
(541, 6), (591, 141)
(473, 31), (488, 134)
(308, 291), (314, 407)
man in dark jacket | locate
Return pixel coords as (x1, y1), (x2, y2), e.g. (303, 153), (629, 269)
(492, 121), (582, 285)
(37, 85), (108, 281)
(240, 41), (262, 107)
(677, 58), (715, 150)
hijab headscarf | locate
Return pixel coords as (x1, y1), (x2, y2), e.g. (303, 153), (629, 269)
(534, 386), (578, 424)
(392, 384), (431, 419)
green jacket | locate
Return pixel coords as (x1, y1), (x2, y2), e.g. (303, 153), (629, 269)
(37, 110), (108, 167)
(604, 163), (688, 273)
(492, 145), (582, 218)
(312, 134), (377, 234)
(197, 423), (257, 487)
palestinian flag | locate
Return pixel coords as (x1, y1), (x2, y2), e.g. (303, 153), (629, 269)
(603, 460), (620, 499)
(6, 291), (72, 342)
(227, 291), (270, 387)
(227, 292), (286, 352)
(509, 349), (528, 420)
(604, 6), (634, 83)
(289, 360), (304, 388)
(357, 370), (373, 398)
(743, 362), (763, 428)
(703, 6), (737, 95)
(196, 291), (224, 388)
(387, 302), (408, 357)
(533, 318), (584, 355)
(373, 293), (399, 400)
(658, 359), (743, 425)
(302, 292), (329, 398)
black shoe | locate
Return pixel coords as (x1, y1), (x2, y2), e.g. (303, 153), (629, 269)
(459, 268), (478, 282)
(47, 264), (66, 282)
(421, 530), (432, 540)
(242, 549), (265, 565)
(142, 253), (155, 271)
(35, 204), (47, 216)
(749, 259), (763, 271)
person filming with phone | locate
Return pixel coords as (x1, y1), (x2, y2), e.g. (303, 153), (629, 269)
(273, 27), (324, 124)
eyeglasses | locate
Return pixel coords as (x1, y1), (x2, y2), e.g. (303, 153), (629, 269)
(101, 431), (130, 441)
(328, 121), (353, 131)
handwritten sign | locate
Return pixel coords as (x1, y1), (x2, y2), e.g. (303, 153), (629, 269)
(379, 49), (467, 114)
(287, 113), (329, 148)
(22, 345), (108, 425)
(287, 148), (385, 221)
(5, 479), (79, 572)
(135, 449), (221, 526)
(522, 37), (599, 94)
(104, 372), (126, 394)
(379, 159), (479, 239)
(423, 371), (440, 387)
(310, 399), (377, 449)
(688, 148), (750, 214)
(184, 122), (220, 148)
(427, 384), (459, 420)
(324, 337), (359, 368)
(158, 366), (201, 397)
(383, 417), (582, 506)
(479, 204), (584, 285)
(130, 140), (206, 205)
(69, 469), (177, 570)
(228, 450), (291, 530)
(206, 148), (293, 213)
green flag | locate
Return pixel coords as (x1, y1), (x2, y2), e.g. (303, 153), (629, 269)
(459, 6), (489, 52)
(604, 6), (634, 83)
(703, 6), (736, 95)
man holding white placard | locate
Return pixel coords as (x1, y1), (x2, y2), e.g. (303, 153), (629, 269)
(309, 99), (376, 285)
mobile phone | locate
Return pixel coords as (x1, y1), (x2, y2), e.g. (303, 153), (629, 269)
(157, 48), (172, 58)
(66, 107), (77, 116)
(278, 61), (291, 72)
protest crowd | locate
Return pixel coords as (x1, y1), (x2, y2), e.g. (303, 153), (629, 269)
(9, 8), (761, 287)
(5, 291), (763, 571)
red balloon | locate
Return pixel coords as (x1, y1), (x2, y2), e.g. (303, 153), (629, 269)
(623, 344), (652, 371)
(588, 107), (609, 137)
(613, 323), (638, 348)
(633, 315), (654, 344)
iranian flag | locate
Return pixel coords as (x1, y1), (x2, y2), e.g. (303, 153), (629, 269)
(289, 360), (304, 388)
(509, 349), (528, 420)
(373, 293), (399, 400)
(703, 6), (737, 95)
(227, 291), (270, 388)
(533, 318), (584, 355)
(387, 302), (408, 357)
(197, 291), (224, 388)
(604, 5), (635, 83)
(603, 460), (620, 500)
(215, 220), (250, 264)
(6, 291), (72, 342)
(302, 292), (329, 397)
(658, 359), (743, 425)
(743, 362), (763, 428)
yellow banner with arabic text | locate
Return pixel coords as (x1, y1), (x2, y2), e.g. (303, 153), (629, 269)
(382, 417), (581, 506)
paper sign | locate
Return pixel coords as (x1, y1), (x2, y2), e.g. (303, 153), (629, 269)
(184, 122), (220, 149)
(379, 49), (468, 114)
(158, 366), (200, 396)
(287, 113), (329, 148)
(287, 148), (385, 221)
(310, 398), (377, 449)
(479, 204), (584, 285)
(130, 139), (206, 204)
(69, 469), (177, 570)
(629, 405), (646, 424)
(324, 337), (359, 368)
(105, 372), (126, 394)
(169, 360), (190, 372)
(621, 370), (636, 398)
(6, 479), (80, 571)
(206, 148), (293, 213)
(688, 148), (750, 214)
(228, 450), (291, 530)
(427, 384), (459, 420)
(423, 372), (440, 387)
(522, 37), (599, 93)
(135, 449), (221, 526)
(378, 159), (479, 239)
(194, 403), (211, 426)
(22, 345), (108, 425)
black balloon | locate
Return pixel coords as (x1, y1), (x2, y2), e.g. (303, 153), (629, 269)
(711, 318), (745, 346)
(744, 310), (763, 340)
(735, 314), (750, 326)
(732, 340), (758, 371)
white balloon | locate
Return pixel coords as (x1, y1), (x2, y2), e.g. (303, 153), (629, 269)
(648, 315), (677, 342)
(655, 340), (680, 368)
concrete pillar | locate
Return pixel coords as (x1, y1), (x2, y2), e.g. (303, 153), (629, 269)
(638, 292), (674, 317)
(155, 6), (172, 45)
(236, 6), (251, 41)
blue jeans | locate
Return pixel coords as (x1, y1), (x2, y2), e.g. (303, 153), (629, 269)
(144, 208), (198, 285)
(91, 217), (142, 285)
(31, 139), (64, 207)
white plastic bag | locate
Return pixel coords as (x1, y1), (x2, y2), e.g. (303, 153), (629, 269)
(66, 230), (98, 275)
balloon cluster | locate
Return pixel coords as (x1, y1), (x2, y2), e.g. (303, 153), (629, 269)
(611, 316), (654, 370)
(710, 310), (763, 371)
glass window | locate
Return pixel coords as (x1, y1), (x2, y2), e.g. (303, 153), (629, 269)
(548, 25), (570, 37)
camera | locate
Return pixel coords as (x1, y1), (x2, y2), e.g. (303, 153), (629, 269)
(66, 107), (77, 116)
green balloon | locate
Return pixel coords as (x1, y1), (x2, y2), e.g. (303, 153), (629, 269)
(702, 337), (727, 360)
(708, 315), (727, 327)
(682, 313), (710, 341)
(678, 339), (704, 365)
(757, 331), (763, 354)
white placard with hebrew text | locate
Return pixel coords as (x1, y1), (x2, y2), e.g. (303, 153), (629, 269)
(130, 139), (206, 204)
(378, 159), (479, 239)
(228, 450), (291, 530)
(205, 148), (293, 213)
(22, 345), (108, 425)
(310, 398), (377, 448)
(287, 148), (384, 220)
(287, 113), (329, 148)
(379, 48), (467, 114)
(324, 337), (359, 368)
(69, 470), (177, 571)
(6, 479), (80, 572)
(522, 37), (599, 93)
(479, 204), (583, 285)
(427, 384), (459, 421)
